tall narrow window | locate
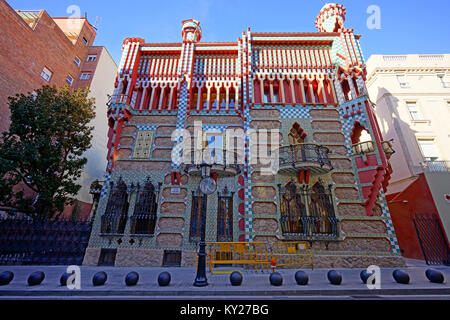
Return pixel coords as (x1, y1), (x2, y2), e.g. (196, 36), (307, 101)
(273, 85), (280, 103)
(308, 182), (335, 234)
(190, 193), (206, 242)
(101, 178), (129, 234)
(341, 79), (351, 101)
(204, 133), (223, 164)
(263, 85), (270, 103)
(280, 182), (307, 236)
(217, 188), (233, 242)
(406, 102), (423, 120)
(130, 179), (158, 235)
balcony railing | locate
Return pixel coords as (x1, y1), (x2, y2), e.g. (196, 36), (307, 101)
(181, 147), (242, 176)
(107, 94), (136, 107)
(352, 140), (395, 158)
(421, 161), (450, 173)
(351, 141), (375, 155)
(278, 144), (332, 173)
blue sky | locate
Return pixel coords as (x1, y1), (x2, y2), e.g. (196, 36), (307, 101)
(8, 0), (450, 65)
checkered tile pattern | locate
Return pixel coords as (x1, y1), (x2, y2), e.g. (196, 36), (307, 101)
(100, 171), (112, 198)
(136, 124), (157, 131)
(172, 82), (189, 171)
(203, 124), (228, 132)
(280, 105), (325, 119)
(378, 191), (401, 254)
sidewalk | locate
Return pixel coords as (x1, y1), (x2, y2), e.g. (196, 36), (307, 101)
(0, 265), (449, 298)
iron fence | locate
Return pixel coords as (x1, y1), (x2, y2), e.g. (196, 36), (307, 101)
(0, 217), (92, 265)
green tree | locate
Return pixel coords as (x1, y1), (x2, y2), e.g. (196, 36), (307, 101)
(0, 85), (95, 220)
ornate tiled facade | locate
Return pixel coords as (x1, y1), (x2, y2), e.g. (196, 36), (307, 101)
(84, 4), (405, 268)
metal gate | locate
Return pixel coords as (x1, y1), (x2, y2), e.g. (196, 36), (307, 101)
(412, 213), (450, 266)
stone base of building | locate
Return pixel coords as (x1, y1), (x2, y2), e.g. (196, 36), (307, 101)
(83, 247), (405, 269)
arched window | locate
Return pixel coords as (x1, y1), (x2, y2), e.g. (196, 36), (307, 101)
(351, 122), (374, 154)
(288, 122), (307, 145)
(341, 79), (351, 101)
(130, 179), (159, 235)
(101, 178), (129, 234)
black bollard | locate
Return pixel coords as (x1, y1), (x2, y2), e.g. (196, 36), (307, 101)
(269, 272), (283, 286)
(425, 269), (444, 284)
(28, 271), (45, 286)
(0, 271), (14, 286)
(60, 272), (74, 287)
(230, 271), (243, 286)
(158, 272), (171, 287)
(392, 269), (409, 284)
(92, 271), (108, 286)
(294, 270), (309, 285)
(360, 270), (374, 284)
(327, 270), (342, 285)
(125, 272), (140, 286)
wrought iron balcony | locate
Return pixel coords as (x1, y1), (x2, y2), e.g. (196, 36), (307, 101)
(181, 148), (242, 176)
(351, 141), (375, 155)
(351, 140), (395, 158)
(278, 144), (332, 173)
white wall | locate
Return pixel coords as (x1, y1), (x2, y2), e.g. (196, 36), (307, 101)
(77, 47), (117, 203)
(366, 54), (450, 194)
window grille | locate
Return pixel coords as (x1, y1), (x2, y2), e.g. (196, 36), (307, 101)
(130, 179), (159, 235)
(101, 178), (129, 234)
(279, 181), (338, 239)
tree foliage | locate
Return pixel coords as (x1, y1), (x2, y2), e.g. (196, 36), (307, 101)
(0, 85), (95, 219)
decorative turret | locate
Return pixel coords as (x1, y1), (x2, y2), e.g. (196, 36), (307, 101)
(315, 3), (347, 32)
(181, 19), (202, 43)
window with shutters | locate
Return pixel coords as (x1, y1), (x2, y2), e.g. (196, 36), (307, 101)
(133, 131), (153, 159)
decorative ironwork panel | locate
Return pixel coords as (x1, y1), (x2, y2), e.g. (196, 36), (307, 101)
(130, 179), (159, 235)
(279, 180), (338, 240)
(217, 195), (233, 242)
(101, 178), (129, 234)
(413, 213), (450, 266)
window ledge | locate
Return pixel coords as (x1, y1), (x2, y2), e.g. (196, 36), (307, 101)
(411, 119), (430, 124)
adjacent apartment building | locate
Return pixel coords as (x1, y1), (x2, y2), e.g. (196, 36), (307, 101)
(366, 54), (450, 264)
(0, 0), (117, 216)
(83, 4), (405, 268)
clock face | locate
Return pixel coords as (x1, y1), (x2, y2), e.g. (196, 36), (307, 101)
(200, 177), (217, 195)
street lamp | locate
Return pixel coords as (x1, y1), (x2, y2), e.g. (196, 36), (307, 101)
(193, 164), (217, 287)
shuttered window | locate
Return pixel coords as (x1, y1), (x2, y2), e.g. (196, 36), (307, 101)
(133, 131), (153, 159)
